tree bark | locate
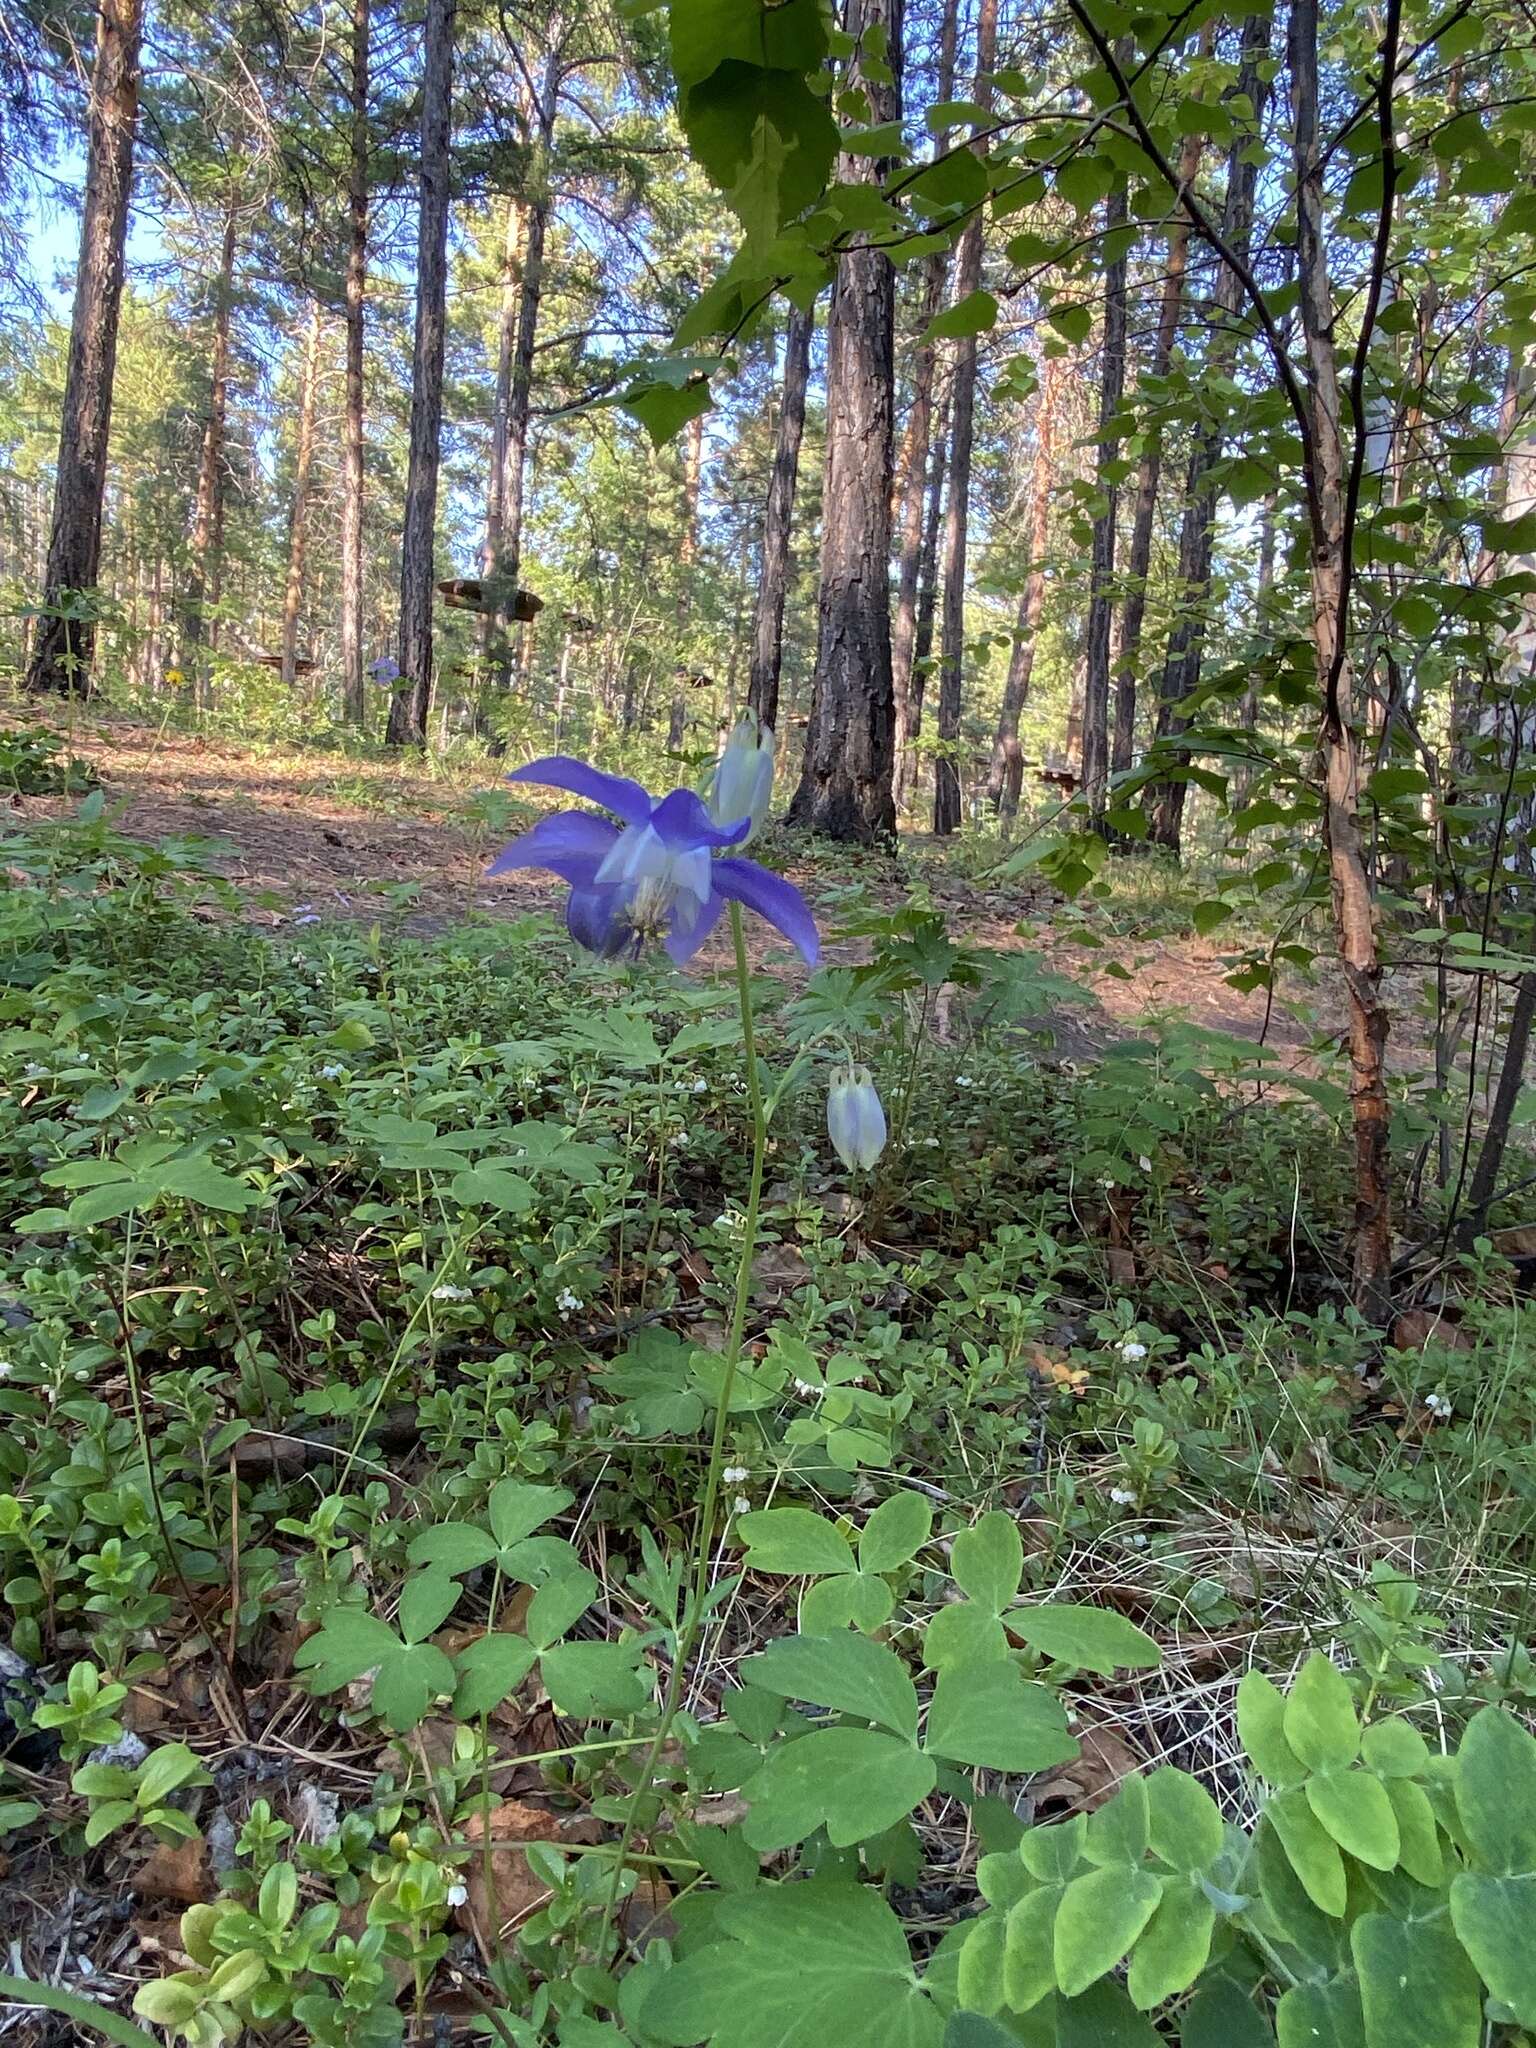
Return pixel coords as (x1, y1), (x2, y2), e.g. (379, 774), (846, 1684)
(280, 302), (324, 690)
(1232, 489), (1277, 810)
(747, 300), (814, 729)
(26, 0), (144, 698)
(339, 0), (370, 723)
(667, 408), (706, 749)
(787, 0), (901, 843)
(179, 209), (239, 697)
(1111, 125), (1202, 776)
(1142, 13), (1270, 849)
(385, 0), (455, 749)
(987, 352), (1062, 830)
(1080, 183), (1130, 825)
(898, 387), (950, 810)
(892, 0), (959, 773)
(1291, 0), (1394, 1313)
(933, 0), (998, 837)
(485, 50), (560, 706)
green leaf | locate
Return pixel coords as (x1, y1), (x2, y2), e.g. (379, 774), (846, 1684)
(407, 1522), (500, 1573)
(1057, 1982), (1162, 2047)
(293, 1608), (400, 1690)
(801, 1571), (896, 1633)
(1267, 1786), (1348, 1916)
(1275, 1978), (1366, 2048)
(1358, 1718), (1428, 1778)
(669, 0), (828, 92)
(859, 1493), (932, 1574)
(449, 1166), (534, 1213)
(1284, 1654), (1359, 1771)
(1191, 899), (1233, 936)
(0, 1972), (166, 2048)
(525, 1565), (600, 1649)
(1454, 1703), (1536, 1873)
(488, 1481), (573, 1549)
(1384, 1778), (1443, 1888)
(956, 1910), (1008, 2016)
(925, 1665), (1077, 1772)
(1145, 1767), (1224, 1871)
(738, 1507), (857, 1577)
(1004, 1884), (1062, 2011)
(1450, 1872), (1536, 2025)
(397, 1570), (462, 1645)
(1008, 1605), (1160, 1675)
(1126, 1881), (1214, 2007)
(1306, 1769), (1400, 1869)
(742, 1725), (937, 1848)
(1182, 1976), (1277, 2048)
(684, 63), (838, 250)
(70, 1181), (152, 1225)
(922, 1601), (1010, 1673)
(1046, 301), (1092, 347)
(1053, 1866), (1162, 1998)
(744, 1632), (919, 1739)
(951, 1512), (1022, 1613)
(1238, 1670), (1307, 1786)
(370, 1642), (456, 1731)
(153, 1160), (261, 1212)
(642, 1882), (943, 2048)
(1352, 1912), (1481, 2048)
(622, 375), (712, 448)
(539, 1641), (651, 1718)
(452, 1634), (537, 1718)
(922, 289), (998, 345)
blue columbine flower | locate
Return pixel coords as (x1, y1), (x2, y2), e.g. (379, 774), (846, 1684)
(488, 756), (818, 966)
(370, 655), (400, 686)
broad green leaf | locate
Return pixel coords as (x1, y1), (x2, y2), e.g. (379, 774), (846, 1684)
(1352, 1912), (1481, 2048)
(538, 1640), (650, 1718)
(745, 1632), (919, 1739)
(1238, 1670), (1307, 1786)
(1145, 1767), (1224, 1871)
(452, 1633), (537, 1718)
(1275, 1979), (1366, 2048)
(1450, 1871), (1536, 2025)
(1256, 1824), (1352, 1968)
(1056, 1982), (1162, 2047)
(859, 1492), (932, 1574)
(800, 1571), (895, 1633)
(153, 1161), (261, 1212)
(370, 1642), (456, 1731)
(1021, 1814), (1086, 1883)
(684, 63), (838, 251)
(669, 0), (828, 92)
(922, 289), (998, 345)
(525, 1565), (599, 1649)
(1182, 1977), (1277, 2048)
(957, 1909), (1007, 2016)
(1384, 1778), (1443, 1888)
(951, 1512), (1022, 1613)
(621, 374), (712, 448)
(1284, 1655), (1359, 1771)
(740, 1727), (937, 1848)
(1003, 1884), (1062, 2011)
(449, 1166), (533, 1213)
(922, 1600), (1010, 1673)
(70, 1181), (152, 1225)
(737, 1507), (857, 1577)
(1008, 1605), (1160, 1675)
(1126, 1881), (1214, 2007)
(489, 1480), (573, 1549)
(1454, 1704), (1536, 1874)
(1268, 1786), (1348, 1916)
(293, 1608), (400, 1690)
(642, 1881), (943, 2048)
(943, 2015), (1021, 2048)
(397, 1569), (462, 1645)
(1046, 301), (1092, 346)
(924, 1664), (1076, 1772)
(1053, 1866), (1162, 1998)
(1086, 1774), (1149, 1867)
(1306, 1769), (1399, 1869)
(1359, 1718), (1429, 1778)
(407, 1522), (499, 1573)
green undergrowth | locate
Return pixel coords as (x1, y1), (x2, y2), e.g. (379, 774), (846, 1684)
(1, 797), (1532, 2046)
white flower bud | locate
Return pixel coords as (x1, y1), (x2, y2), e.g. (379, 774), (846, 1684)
(827, 1063), (887, 1172)
(709, 719), (776, 844)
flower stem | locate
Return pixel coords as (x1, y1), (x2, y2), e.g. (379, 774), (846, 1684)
(595, 901), (766, 1958)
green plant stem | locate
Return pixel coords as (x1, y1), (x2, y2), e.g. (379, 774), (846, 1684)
(595, 902), (767, 1959)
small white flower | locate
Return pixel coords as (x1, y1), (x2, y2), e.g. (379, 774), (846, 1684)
(446, 1882), (469, 1908)
(1425, 1391), (1453, 1419)
(1138, 1155), (1153, 1173)
(431, 1284), (472, 1303)
(555, 1288), (584, 1317)
(955, 1075), (974, 1088)
(922, 1136), (939, 1147)
(1118, 1340), (1148, 1362)
(0, 1361), (13, 1382)
(792, 1377), (817, 1397)
(673, 1131), (689, 1150)
(1109, 1487), (1136, 1507)
(732, 1496), (752, 1516)
(692, 1077), (708, 1094)
(23, 1063), (47, 1079)
(1099, 1176), (1115, 1190)
(1128, 1532), (1148, 1549)
(319, 1063), (345, 1080)
(722, 1464), (750, 1484)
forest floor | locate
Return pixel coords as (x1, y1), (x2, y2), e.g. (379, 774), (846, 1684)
(11, 711), (1346, 1069)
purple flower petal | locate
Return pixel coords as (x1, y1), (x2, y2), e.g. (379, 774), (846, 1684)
(649, 787), (751, 854)
(486, 810), (619, 886)
(508, 756), (655, 826)
(712, 858), (819, 965)
(566, 885), (635, 958)
(664, 889), (726, 966)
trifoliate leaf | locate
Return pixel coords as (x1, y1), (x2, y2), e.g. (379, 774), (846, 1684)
(744, 1631), (918, 1739)
(741, 1726), (937, 1848)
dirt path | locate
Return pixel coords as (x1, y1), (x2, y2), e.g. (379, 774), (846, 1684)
(6, 712), (1349, 1066)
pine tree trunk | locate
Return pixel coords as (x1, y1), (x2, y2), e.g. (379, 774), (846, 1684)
(1111, 125), (1202, 776)
(280, 302), (324, 689)
(747, 300), (814, 729)
(898, 389), (950, 811)
(385, 0), (455, 749)
(486, 55), (559, 705)
(1291, 0), (1393, 1314)
(787, 0), (901, 843)
(482, 193), (525, 642)
(180, 209), (238, 702)
(339, 0), (370, 723)
(25, 0), (143, 698)
(667, 408), (706, 749)
(1232, 490), (1277, 810)
(892, 0), (959, 771)
(1080, 184), (1130, 824)
(1142, 12), (1270, 849)
(988, 352), (1062, 830)
(933, 0), (998, 837)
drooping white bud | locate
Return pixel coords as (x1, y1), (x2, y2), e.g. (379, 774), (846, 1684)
(709, 719), (775, 844)
(827, 1063), (887, 1172)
